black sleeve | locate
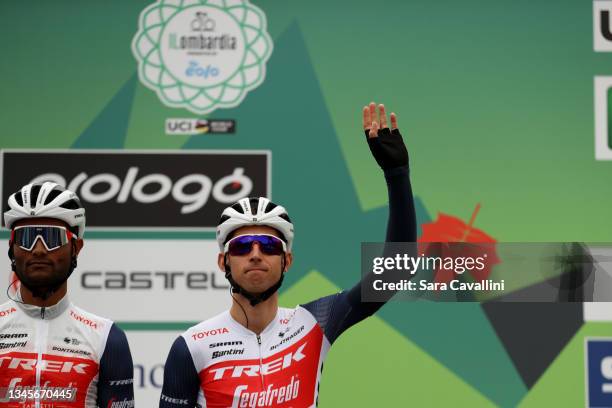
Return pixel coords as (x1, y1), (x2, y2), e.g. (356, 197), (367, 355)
(303, 165), (416, 343)
(97, 324), (135, 407)
(159, 336), (201, 408)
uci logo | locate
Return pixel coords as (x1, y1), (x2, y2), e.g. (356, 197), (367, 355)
(585, 338), (612, 407)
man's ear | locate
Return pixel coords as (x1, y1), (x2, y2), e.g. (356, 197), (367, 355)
(217, 253), (226, 272)
(283, 252), (293, 273)
(73, 238), (84, 256)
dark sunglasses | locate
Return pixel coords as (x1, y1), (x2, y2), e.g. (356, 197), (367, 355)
(10, 225), (74, 252)
(224, 234), (287, 256)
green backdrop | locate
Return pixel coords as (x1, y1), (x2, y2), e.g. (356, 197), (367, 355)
(1, 1), (611, 407)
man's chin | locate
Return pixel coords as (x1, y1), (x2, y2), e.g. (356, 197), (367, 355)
(20, 270), (66, 289)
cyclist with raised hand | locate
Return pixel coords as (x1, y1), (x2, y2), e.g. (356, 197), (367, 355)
(0, 183), (135, 407)
(160, 102), (416, 408)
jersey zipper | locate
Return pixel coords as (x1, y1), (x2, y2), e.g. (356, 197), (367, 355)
(256, 334), (265, 389)
(35, 307), (48, 408)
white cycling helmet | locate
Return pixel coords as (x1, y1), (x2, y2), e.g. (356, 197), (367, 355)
(216, 197), (294, 252)
(4, 182), (86, 238)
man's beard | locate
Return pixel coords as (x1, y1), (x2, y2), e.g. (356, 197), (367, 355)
(15, 265), (71, 301)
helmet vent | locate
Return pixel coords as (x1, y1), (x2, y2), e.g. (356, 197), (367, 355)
(231, 203), (244, 214)
(43, 189), (62, 205)
(264, 202), (277, 212)
(60, 199), (81, 210)
(15, 192), (24, 206)
(248, 198), (259, 214)
(30, 185), (42, 205)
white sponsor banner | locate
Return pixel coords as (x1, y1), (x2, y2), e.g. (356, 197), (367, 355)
(584, 246), (612, 322)
(594, 1), (612, 51)
(594, 77), (612, 160)
(70, 239), (232, 321)
(128, 330), (183, 407)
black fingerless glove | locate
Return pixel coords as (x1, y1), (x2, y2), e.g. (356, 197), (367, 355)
(365, 127), (409, 170)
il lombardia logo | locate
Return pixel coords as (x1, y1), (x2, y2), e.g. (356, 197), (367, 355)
(132, 0), (273, 114)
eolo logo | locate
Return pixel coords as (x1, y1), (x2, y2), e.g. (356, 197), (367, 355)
(132, 0), (273, 114)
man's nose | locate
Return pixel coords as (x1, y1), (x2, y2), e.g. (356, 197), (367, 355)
(248, 242), (263, 258)
(31, 238), (48, 255)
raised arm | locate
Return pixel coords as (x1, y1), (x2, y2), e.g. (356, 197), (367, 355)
(302, 102), (416, 344)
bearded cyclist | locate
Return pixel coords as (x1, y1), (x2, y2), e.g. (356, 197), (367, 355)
(0, 183), (135, 407)
(160, 103), (416, 407)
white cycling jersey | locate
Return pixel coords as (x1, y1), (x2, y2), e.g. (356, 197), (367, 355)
(0, 294), (134, 408)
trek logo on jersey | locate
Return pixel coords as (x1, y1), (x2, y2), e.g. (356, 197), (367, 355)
(594, 77), (612, 160)
(70, 310), (99, 330)
(0, 307), (16, 317)
(586, 338), (612, 407)
(0, 356), (89, 373)
(191, 327), (229, 341)
(594, 1), (612, 51)
(210, 342), (307, 380)
(0, 150), (270, 229)
(231, 375), (300, 408)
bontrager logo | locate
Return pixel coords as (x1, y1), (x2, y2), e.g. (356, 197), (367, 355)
(0, 356), (89, 373)
(51, 346), (92, 357)
(270, 325), (304, 350)
(192, 328), (229, 340)
(210, 342), (306, 380)
(70, 310), (99, 329)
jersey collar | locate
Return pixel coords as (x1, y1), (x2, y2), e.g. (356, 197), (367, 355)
(14, 291), (71, 320)
(226, 309), (281, 338)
